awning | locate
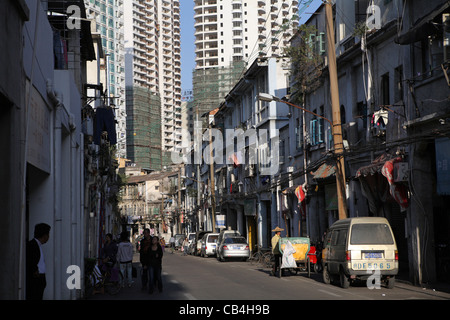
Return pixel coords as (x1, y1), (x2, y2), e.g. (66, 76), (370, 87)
(356, 153), (395, 177)
(311, 163), (336, 180)
(356, 154), (409, 212)
(394, 1), (450, 45)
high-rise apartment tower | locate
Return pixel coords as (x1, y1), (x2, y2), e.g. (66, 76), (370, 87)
(192, 0), (299, 114)
(124, 0), (182, 169)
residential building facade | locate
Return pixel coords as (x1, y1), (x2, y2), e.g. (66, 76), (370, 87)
(202, 0), (450, 287)
(85, 0), (127, 158)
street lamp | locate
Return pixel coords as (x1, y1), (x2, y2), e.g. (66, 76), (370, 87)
(257, 92), (348, 220)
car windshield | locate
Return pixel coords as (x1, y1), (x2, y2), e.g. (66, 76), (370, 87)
(224, 232), (240, 238)
(224, 237), (247, 244)
(188, 234), (195, 240)
(208, 235), (218, 242)
(350, 223), (394, 245)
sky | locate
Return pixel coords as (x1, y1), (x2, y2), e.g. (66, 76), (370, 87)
(179, 0), (323, 93)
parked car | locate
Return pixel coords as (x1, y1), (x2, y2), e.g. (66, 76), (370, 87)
(322, 217), (398, 289)
(217, 236), (250, 261)
(185, 232), (196, 253)
(174, 234), (185, 249)
(200, 233), (219, 257)
(216, 229), (241, 259)
(192, 231), (210, 255)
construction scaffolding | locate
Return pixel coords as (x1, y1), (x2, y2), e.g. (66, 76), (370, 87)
(126, 86), (162, 170)
(192, 61), (247, 117)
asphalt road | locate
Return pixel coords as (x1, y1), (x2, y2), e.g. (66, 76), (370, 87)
(87, 250), (450, 301)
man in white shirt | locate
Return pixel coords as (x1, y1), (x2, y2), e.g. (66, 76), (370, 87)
(26, 223), (51, 300)
(117, 231), (134, 287)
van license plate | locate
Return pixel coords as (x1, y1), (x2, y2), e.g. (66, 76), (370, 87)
(365, 252), (382, 259)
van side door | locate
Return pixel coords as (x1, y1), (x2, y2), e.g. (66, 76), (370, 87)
(329, 229), (347, 274)
(334, 229), (348, 273)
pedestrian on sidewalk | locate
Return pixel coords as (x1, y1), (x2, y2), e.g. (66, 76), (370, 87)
(139, 228), (152, 290)
(169, 236), (175, 254)
(148, 235), (164, 294)
(101, 233), (118, 269)
(26, 223), (51, 300)
(271, 226), (283, 277)
(182, 237), (189, 256)
(160, 237), (166, 252)
(117, 231), (134, 287)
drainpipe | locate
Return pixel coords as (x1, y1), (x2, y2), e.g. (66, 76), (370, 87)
(47, 79), (63, 299)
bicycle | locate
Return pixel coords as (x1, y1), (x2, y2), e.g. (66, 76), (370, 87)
(249, 248), (264, 265)
(84, 258), (123, 297)
(262, 252), (274, 269)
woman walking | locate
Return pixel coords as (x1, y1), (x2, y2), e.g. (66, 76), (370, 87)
(148, 235), (164, 294)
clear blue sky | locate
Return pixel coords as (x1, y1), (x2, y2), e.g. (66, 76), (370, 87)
(180, 0), (323, 93)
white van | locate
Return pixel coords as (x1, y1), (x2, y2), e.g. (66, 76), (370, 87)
(322, 217), (398, 289)
(201, 233), (219, 257)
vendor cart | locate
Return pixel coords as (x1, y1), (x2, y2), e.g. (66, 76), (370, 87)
(278, 237), (311, 278)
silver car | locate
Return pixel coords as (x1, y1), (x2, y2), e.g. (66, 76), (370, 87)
(217, 236), (250, 261)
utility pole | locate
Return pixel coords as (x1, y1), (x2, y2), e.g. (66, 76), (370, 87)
(178, 168), (182, 234)
(209, 120), (216, 233)
(325, 1), (348, 220)
(196, 107), (202, 231)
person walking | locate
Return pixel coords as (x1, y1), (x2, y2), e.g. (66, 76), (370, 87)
(101, 233), (118, 269)
(148, 235), (164, 294)
(139, 228), (152, 290)
(169, 236), (175, 254)
(182, 237), (189, 256)
(26, 223), (51, 300)
(160, 237), (166, 252)
(271, 226), (283, 277)
(117, 231), (134, 287)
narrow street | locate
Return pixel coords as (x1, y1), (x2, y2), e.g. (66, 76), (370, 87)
(87, 251), (450, 301)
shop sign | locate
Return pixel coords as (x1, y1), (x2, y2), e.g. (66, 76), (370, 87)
(216, 215), (226, 228)
(27, 82), (50, 173)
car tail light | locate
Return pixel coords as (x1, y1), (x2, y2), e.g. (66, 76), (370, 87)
(346, 251), (351, 261)
(245, 246), (249, 250)
(223, 245), (228, 250)
(395, 250), (398, 260)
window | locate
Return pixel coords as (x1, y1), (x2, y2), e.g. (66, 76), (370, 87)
(394, 65), (403, 103)
(350, 224), (394, 245)
(309, 119), (324, 145)
(309, 106), (325, 146)
(357, 101), (367, 129)
(331, 230), (347, 246)
(380, 72), (390, 106)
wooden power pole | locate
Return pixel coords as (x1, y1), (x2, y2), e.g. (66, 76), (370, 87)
(325, 2), (348, 220)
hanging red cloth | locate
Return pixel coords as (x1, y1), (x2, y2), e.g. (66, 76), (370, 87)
(381, 157), (409, 210)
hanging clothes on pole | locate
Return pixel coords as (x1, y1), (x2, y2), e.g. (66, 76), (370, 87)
(94, 106), (117, 145)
